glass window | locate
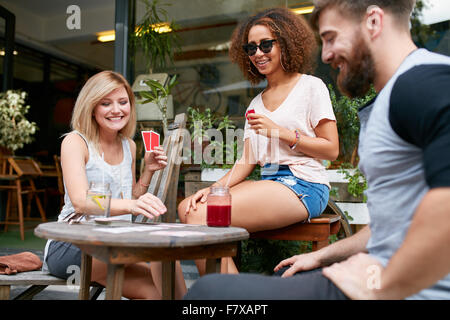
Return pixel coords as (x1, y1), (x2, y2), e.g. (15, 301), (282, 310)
(132, 0), (313, 125)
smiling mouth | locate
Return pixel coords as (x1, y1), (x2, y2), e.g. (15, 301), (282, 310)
(106, 116), (124, 121)
(255, 60), (269, 67)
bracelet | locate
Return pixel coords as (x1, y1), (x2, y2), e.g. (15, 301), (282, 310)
(289, 131), (297, 148)
(139, 179), (150, 188)
(290, 130), (300, 150)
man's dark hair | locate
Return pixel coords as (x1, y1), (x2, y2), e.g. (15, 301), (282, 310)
(310, 0), (416, 30)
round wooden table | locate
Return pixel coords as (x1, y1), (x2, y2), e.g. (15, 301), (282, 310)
(35, 220), (249, 300)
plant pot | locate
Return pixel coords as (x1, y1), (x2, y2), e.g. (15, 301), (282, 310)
(135, 95), (174, 121)
(201, 168), (230, 182)
(326, 169), (370, 226)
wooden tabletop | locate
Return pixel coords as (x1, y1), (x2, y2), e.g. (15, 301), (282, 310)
(34, 220), (249, 248)
(34, 220), (249, 300)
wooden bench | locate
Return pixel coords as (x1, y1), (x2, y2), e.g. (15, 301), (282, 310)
(0, 270), (103, 300)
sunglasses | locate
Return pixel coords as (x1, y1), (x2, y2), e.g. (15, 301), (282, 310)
(242, 39), (277, 56)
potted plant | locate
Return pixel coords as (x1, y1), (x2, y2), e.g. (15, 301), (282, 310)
(130, 0), (181, 128)
(130, 0), (180, 73)
(0, 89), (38, 156)
(137, 74), (178, 134)
(186, 106), (237, 180)
(325, 85), (376, 227)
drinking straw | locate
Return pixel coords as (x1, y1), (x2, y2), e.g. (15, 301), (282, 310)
(225, 163), (236, 188)
(101, 152), (105, 186)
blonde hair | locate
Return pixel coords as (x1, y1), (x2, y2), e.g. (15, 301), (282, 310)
(70, 70), (136, 150)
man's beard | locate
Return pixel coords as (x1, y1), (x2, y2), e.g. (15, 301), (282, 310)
(337, 35), (375, 98)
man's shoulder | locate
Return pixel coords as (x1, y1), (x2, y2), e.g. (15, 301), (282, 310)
(389, 63), (450, 147)
(391, 64), (450, 115)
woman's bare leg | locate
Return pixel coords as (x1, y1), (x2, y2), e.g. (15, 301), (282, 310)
(149, 261), (188, 300)
(91, 258), (161, 300)
(178, 180), (309, 275)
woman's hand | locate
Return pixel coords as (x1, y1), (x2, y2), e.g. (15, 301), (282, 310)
(130, 193), (167, 220)
(274, 251), (323, 278)
(143, 146), (168, 172)
(184, 187), (211, 214)
(247, 114), (283, 139)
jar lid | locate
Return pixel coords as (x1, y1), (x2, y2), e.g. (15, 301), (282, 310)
(210, 186), (230, 194)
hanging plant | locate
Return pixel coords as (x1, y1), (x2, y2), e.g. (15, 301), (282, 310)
(130, 0), (181, 72)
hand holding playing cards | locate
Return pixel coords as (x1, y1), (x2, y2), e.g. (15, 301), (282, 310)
(247, 113), (283, 138)
(143, 146), (168, 172)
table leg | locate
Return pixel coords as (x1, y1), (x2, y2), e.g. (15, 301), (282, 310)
(79, 252), (92, 300)
(205, 258), (221, 274)
(0, 285), (10, 300)
(161, 261), (175, 300)
(105, 264), (125, 300)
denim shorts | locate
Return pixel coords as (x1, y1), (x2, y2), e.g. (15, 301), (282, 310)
(46, 240), (81, 280)
(261, 164), (329, 219)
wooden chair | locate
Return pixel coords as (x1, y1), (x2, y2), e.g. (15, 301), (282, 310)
(133, 113), (187, 223)
(0, 157), (47, 240)
(250, 199), (353, 251)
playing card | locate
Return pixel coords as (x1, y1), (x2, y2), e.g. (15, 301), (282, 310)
(141, 131), (160, 152)
(245, 109), (255, 120)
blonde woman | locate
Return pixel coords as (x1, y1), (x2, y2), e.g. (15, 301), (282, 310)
(42, 70), (186, 299)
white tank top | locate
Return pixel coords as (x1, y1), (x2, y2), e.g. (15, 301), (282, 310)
(43, 131), (134, 271)
(57, 131), (134, 222)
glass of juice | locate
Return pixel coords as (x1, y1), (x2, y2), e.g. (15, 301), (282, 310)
(206, 186), (231, 227)
(86, 182), (112, 218)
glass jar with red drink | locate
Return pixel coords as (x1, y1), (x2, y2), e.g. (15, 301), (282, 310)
(206, 186), (231, 227)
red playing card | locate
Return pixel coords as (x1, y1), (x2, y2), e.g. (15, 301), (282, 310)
(141, 131), (160, 152)
(245, 109), (255, 120)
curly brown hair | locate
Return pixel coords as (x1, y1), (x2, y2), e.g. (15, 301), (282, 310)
(229, 7), (317, 85)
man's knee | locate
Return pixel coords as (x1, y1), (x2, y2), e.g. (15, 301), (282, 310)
(184, 274), (225, 300)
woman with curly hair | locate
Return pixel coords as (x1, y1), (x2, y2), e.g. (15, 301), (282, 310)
(178, 7), (338, 275)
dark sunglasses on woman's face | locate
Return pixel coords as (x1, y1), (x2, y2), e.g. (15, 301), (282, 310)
(242, 39), (277, 56)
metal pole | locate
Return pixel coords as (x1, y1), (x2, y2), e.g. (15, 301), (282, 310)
(0, 5), (15, 91)
(114, 0), (129, 81)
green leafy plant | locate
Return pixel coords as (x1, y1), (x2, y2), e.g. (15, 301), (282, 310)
(338, 167), (368, 202)
(130, 0), (181, 72)
(328, 84), (376, 166)
(138, 74), (178, 133)
(411, 0), (438, 48)
(239, 239), (305, 274)
(0, 90), (38, 153)
(187, 106), (237, 169)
